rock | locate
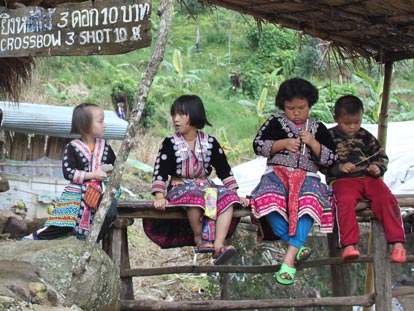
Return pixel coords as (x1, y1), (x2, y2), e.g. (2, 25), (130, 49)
(4, 216), (27, 238)
(0, 178), (9, 192)
(0, 210), (46, 238)
(24, 218), (47, 236)
(0, 210), (23, 234)
(0, 239), (121, 311)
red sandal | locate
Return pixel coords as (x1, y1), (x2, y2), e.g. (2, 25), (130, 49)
(342, 246), (360, 263)
(391, 246), (406, 263)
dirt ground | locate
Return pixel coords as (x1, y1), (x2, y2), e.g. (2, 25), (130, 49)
(126, 221), (219, 302)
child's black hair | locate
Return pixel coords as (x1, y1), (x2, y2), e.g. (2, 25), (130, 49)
(334, 95), (364, 116)
(170, 95), (212, 129)
(275, 77), (319, 110)
(70, 103), (100, 135)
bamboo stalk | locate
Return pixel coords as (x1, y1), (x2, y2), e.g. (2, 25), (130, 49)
(301, 118), (309, 155)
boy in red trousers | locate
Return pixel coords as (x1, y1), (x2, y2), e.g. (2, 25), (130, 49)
(327, 95), (406, 263)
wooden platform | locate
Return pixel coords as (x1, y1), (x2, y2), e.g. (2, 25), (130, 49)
(104, 194), (414, 311)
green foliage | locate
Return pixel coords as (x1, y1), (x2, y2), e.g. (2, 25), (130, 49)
(218, 127), (252, 163)
(353, 69), (414, 123)
(238, 87), (274, 128)
(32, 2), (414, 166)
(295, 39), (324, 77)
(312, 80), (357, 123)
(176, 0), (209, 15)
(111, 77), (155, 128)
(43, 83), (80, 102)
(205, 27), (229, 45)
(241, 25), (299, 96)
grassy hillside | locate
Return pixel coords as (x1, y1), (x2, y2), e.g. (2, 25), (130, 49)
(21, 1), (414, 166)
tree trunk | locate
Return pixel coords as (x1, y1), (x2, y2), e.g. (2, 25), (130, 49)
(64, 0), (173, 306)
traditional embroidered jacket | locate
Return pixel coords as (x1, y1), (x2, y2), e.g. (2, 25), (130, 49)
(63, 138), (116, 186)
(253, 113), (337, 171)
(151, 131), (238, 194)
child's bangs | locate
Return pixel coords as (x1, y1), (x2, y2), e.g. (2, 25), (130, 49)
(170, 102), (188, 116)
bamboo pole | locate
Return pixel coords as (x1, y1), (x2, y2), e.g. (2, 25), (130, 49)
(377, 61), (393, 148)
(63, 0), (173, 307)
(363, 60), (393, 311)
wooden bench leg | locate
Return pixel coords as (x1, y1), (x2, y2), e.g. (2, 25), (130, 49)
(328, 226), (352, 311)
(104, 218), (135, 300)
(372, 218), (392, 310)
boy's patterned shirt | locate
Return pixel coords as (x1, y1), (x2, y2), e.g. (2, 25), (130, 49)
(327, 126), (388, 183)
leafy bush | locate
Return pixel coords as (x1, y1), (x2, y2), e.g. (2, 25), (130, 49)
(241, 25), (299, 97)
(111, 78), (155, 128)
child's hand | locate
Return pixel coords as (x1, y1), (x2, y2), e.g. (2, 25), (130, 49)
(299, 130), (315, 147)
(367, 164), (381, 177)
(94, 169), (108, 181)
(239, 197), (250, 208)
(339, 162), (356, 174)
(285, 137), (301, 153)
(101, 164), (113, 173)
(154, 198), (168, 211)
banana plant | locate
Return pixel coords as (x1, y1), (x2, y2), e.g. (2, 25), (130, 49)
(353, 69), (414, 122)
(218, 127), (251, 164)
(173, 49), (184, 79)
(238, 87), (273, 127)
(352, 69), (383, 123)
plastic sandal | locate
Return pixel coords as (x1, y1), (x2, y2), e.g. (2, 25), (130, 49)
(295, 246), (313, 264)
(213, 246), (237, 265)
(276, 263), (296, 285)
(342, 247), (360, 263)
(391, 246), (406, 263)
(196, 242), (215, 253)
(20, 235), (34, 241)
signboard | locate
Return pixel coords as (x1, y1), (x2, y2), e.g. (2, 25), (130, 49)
(0, 0), (152, 57)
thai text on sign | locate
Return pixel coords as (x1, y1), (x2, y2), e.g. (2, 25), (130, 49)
(0, 0), (151, 57)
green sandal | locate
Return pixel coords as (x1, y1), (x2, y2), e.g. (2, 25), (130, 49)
(276, 263), (296, 285)
(295, 246), (313, 264)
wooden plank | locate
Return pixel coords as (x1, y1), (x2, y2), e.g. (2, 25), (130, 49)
(120, 294), (376, 311)
(116, 195), (414, 220)
(46, 136), (70, 160)
(29, 134), (45, 160)
(120, 254), (414, 278)
(0, 0), (152, 58)
(9, 132), (28, 160)
(116, 201), (251, 219)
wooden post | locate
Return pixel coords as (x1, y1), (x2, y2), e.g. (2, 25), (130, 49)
(377, 61), (393, 148)
(372, 219), (392, 310)
(328, 226), (352, 311)
(103, 218), (135, 299)
(220, 274), (231, 300)
(363, 60), (393, 311)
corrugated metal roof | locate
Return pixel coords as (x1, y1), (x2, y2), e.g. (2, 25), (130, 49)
(0, 102), (128, 140)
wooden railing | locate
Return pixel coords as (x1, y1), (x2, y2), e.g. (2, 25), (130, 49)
(104, 194), (414, 311)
